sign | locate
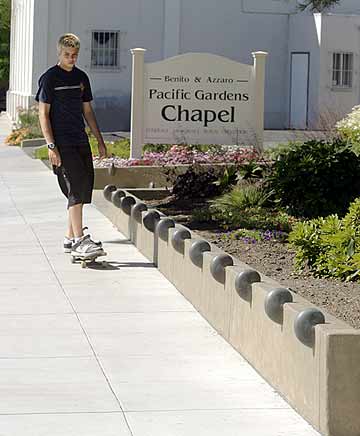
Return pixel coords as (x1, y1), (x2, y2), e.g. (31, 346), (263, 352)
(130, 49), (267, 158)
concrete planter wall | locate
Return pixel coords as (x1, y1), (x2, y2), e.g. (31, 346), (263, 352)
(94, 188), (360, 436)
(94, 164), (227, 189)
(21, 138), (46, 148)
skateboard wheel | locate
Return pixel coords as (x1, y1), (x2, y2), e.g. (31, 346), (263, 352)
(71, 256), (75, 264)
(81, 261), (87, 268)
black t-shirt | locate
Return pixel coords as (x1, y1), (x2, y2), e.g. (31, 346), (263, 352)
(35, 65), (93, 147)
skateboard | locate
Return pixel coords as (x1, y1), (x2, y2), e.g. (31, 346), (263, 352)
(71, 250), (107, 268)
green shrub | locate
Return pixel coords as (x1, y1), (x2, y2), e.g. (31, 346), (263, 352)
(267, 139), (360, 218)
(191, 206), (214, 223)
(210, 183), (271, 213)
(213, 166), (239, 192)
(289, 198), (360, 281)
(263, 142), (299, 161)
(188, 143), (224, 153)
(0, 0), (10, 82)
(211, 161), (268, 194)
(212, 206), (296, 232)
(207, 182), (296, 232)
(17, 106), (40, 130)
(237, 160), (267, 180)
(143, 143), (172, 153)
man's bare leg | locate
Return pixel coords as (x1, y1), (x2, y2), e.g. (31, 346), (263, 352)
(68, 203), (84, 239)
(66, 212), (74, 240)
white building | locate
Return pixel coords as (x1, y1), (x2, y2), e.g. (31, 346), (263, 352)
(6, 0), (360, 131)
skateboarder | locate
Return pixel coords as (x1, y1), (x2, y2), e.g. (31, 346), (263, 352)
(36, 33), (107, 258)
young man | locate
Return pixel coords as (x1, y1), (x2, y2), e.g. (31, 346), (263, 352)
(36, 33), (107, 257)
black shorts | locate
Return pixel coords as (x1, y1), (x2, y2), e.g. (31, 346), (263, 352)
(54, 144), (94, 208)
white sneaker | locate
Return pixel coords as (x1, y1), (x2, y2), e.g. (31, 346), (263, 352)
(63, 237), (74, 253)
(71, 235), (103, 259)
(82, 226), (102, 248)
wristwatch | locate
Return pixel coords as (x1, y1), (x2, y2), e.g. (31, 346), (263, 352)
(47, 142), (56, 150)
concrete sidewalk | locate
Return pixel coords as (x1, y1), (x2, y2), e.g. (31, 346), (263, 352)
(0, 145), (320, 435)
(0, 111), (12, 145)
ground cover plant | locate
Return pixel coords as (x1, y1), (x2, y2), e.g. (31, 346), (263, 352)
(34, 132), (131, 160)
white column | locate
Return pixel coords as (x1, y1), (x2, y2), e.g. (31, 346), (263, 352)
(25, 0), (31, 97)
(14, 1), (20, 118)
(14, 1), (19, 93)
(130, 48), (146, 159)
(252, 51), (268, 153)
(7, 0), (16, 117)
(28, 0), (35, 97)
(9, 0), (15, 90)
(20, 0), (24, 97)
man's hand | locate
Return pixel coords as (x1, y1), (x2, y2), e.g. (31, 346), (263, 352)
(98, 143), (108, 159)
(48, 148), (62, 167)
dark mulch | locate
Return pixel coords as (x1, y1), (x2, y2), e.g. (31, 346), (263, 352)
(145, 195), (360, 330)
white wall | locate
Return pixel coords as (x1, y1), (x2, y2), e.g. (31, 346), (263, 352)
(32, 0), (50, 101)
(179, 0), (291, 128)
(242, 0), (297, 14)
(288, 14), (321, 128)
(318, 15), (360, 126)
(164, 0), (181, 58)
(56, 0), (165, 131)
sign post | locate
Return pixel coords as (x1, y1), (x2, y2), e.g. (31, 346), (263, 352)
(252, 51), (268, 152)
(130, 48), (146, 159)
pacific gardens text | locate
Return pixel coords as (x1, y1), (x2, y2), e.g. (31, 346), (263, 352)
(148, 88), (249, 127)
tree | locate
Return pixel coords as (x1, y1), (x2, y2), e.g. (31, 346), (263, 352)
(298, 0), (341, 12)
(0, 0), (11, 83)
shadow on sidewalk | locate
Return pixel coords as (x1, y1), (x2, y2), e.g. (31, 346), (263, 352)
(75, 260), (154, 270)
(103, 239), (133, 245)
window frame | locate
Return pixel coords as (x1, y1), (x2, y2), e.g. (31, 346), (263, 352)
(90, 30), (121, 71)
(331, 51), (354, 90)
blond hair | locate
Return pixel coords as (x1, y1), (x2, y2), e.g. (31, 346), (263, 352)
(57, 33), (80, 54)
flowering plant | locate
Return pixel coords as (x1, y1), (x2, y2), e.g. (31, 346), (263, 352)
(336, 105), (360, 152)
(5, 105), (42, 145)
(226, 228), (288, 244)
(94, 145), (258, 168)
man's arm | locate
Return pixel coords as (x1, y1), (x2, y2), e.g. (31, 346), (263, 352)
(38, 102), (61, 167)
(83, 101), (107, 158)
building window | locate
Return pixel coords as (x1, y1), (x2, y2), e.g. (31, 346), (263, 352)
(332, 52), (353, 88)
(91, 31), (120, 69)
